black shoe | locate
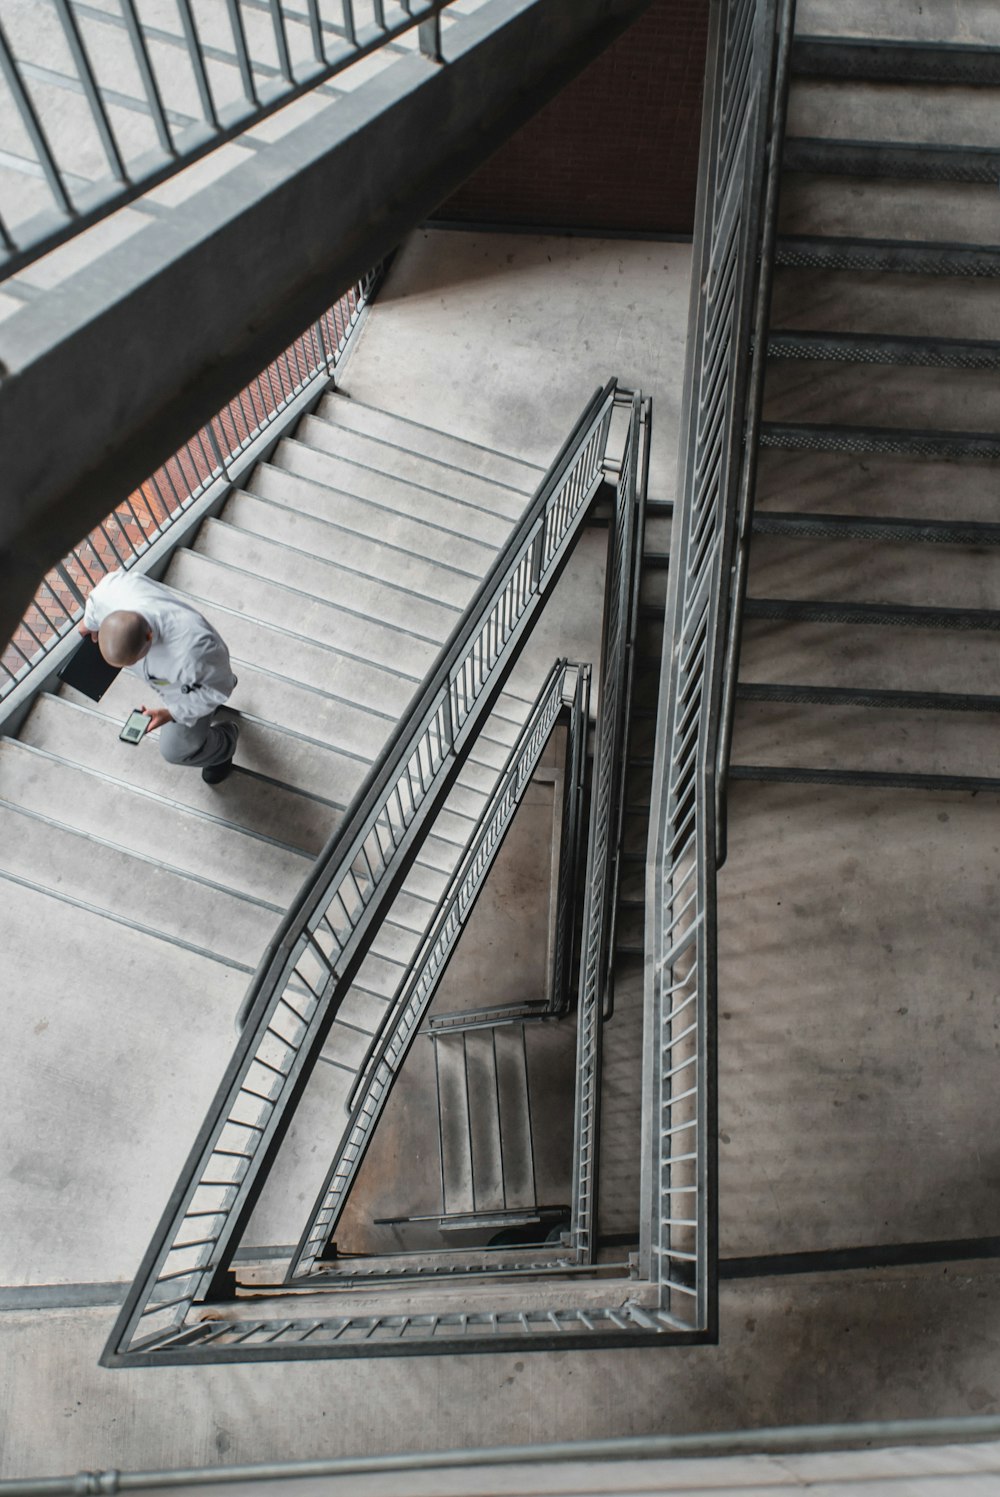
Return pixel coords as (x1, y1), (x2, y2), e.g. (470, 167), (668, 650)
(202, 757), (235, 786)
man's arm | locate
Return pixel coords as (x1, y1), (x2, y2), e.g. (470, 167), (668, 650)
(169, 628), (237, 727)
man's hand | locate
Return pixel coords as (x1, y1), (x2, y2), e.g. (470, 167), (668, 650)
(78, 622), (98, 641)
(140, 706), (173, 734)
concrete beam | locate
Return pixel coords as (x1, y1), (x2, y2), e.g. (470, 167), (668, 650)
(0, 0), (654, 652)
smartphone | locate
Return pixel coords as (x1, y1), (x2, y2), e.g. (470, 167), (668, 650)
(119, 708), (148, 745)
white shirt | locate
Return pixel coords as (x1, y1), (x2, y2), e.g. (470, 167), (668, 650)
(83, 571), (237, 727)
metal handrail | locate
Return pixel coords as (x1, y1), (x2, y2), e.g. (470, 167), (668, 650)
(0, 2), (463, 281)
(344, 660), (580, 1115)
(568, 390), (647, 1263)
(1, 264), (382, 708)
(288, 659), (587, 1280)
(640, 0), (790, 1334)
(104, 381), (617, 1363)
(715, 0), (798, 865)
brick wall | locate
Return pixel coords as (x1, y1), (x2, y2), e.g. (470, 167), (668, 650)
(433, 0), (710, 236)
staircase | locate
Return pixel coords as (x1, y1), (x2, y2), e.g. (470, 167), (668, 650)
(419, 1016), (544, 1231)
(732, 0), (1000, 796)
(592, 437), (668, 1243)
(0, 390), (548, 1287)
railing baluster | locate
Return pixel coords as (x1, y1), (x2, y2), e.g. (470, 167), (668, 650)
(0, 20), (75, 218)
(51, 0), (128, 183)
(119, 0), (175, 157)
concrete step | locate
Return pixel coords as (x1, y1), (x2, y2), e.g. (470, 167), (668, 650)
(769, 269), (1000, 343)
(792, 36), (1000, 86)
(165, 549), (440, 678)
(778, 176), (1000, 247)
(774, 234), (1000, 278)
(746, 534), (1000, 611)
(738, 615), (1000, 696)
(784, 139), (1000, 185)
(762, 361), (1000, 437)
(0, 736), (309, 906)
(759, 422), (1000, 462)
(273, 437), (515, 551)
(95, 664), (376, 809)
(315, 394), (542, 493)
(437, 1030), (474, 1215)
(787, 78), (1000, 151)
(731, 697), (1000, 779)
(166, 583), (419, 720)
(190, 518), (462, 641)
(767, 330), (1000, 372)
(247, 464), (498, 576)
(755, 448), (1000, 525)
(0, 800), (272, 971)
(795, 0), (1000, 47)
(22, 691), (334, 853)
(0, 876), (245, 1284)
(219, 491), (481, 610)
(299, 412), (529, 522)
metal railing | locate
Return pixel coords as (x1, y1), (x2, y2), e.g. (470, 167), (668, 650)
(1, 262), (382, 706)
(568, 390), (647, 1264)
(0, 1), (463, 280)
(289, 659), (589, 1280)
(104, 381), (616, 1365)
(640, 0), (789, 1335)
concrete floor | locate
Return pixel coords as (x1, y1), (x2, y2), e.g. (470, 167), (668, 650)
(5, 230), (1000, 1478)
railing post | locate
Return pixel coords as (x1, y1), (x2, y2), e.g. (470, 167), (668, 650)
(418, 6), (443, 61)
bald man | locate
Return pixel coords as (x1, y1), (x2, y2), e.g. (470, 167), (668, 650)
(80, 570), (239, 785)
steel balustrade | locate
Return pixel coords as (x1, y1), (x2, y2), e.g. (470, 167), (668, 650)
(0, 264), (382, 706)
(289, 659), (588, 1282)
(0, 2), (469, 280)
(640, 0), (789, 1335)
(568, 390), (647, 1265)
(103, 382), (616, 1365)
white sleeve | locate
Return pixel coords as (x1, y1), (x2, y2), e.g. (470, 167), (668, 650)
(169, 629), (236, 726)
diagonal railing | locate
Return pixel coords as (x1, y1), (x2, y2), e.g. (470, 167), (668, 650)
(640, 0), (792, 1334)
(1, 262), (383, 710)
(104, 381), (616, 1364)
(0, 1), (465, 280)
(567, 390), (647, 1264)
(289, 659), (588, 1281)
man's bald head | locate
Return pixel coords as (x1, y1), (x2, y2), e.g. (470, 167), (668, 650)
(99, 610), (152, 667)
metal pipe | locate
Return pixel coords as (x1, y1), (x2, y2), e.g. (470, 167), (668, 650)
(9, 1418), (1000, 1494)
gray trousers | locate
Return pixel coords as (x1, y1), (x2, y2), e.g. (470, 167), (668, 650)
(159, 714), (238, 770)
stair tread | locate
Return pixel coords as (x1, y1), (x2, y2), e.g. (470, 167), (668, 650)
(11, 700), (324, 874)
(166, 549), (440, 678)
(221, 491), (483, 608)
(733, 696), (1000, 779)
(0, 800), (272, 969)
(191, 519), (461, 641)
(778, 178), (1000, 251)
(0, 877), (245, 1284)
(316, 393), (543, 492)
(248, 463), (499, 573)
(274, 437), (515, 550)
(299, 413), (529, 521)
